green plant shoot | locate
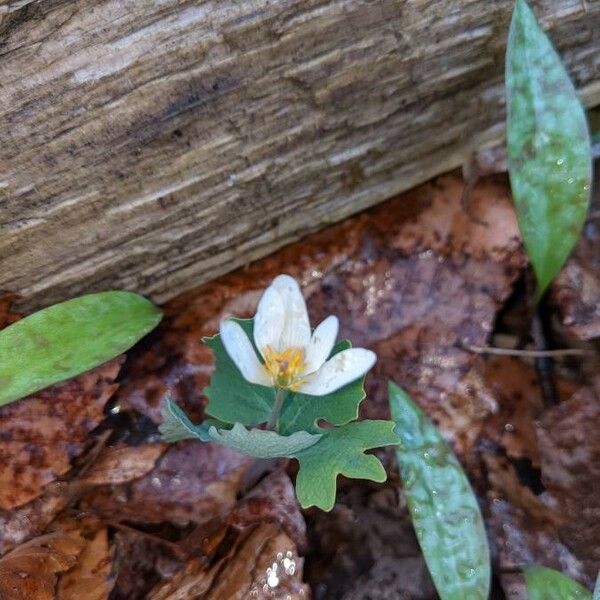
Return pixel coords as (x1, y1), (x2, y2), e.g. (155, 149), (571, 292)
(506, 0), (592, 300)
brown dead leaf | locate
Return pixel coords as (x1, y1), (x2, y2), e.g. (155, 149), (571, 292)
(537, 379), (600, 579)
(53, 515), (114, 600)
(81, 441), (251, 526)
(79, 443), (166, 486)
(488, 499), (591, 598)
(0, 482), (75, 556)
(551, 189), (600, 341)
(149, 523), (309, 600)
(0, 531), (84, 600)
(228, 470), (307, 552)
(0, 292), (21, 328)
(0, 359), (122, 510)
(306, 485), (436, 600)
(110, 528), (184, 600)
(483, 454), (558, 528)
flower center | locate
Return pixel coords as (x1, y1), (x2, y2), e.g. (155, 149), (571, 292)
(262, 346), (306, 390)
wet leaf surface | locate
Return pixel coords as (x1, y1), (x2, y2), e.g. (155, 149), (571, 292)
(389, 382), (490, 600)
(506, 0), (592, 297)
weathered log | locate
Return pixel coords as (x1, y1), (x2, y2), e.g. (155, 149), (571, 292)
(0, 0), (599, 309)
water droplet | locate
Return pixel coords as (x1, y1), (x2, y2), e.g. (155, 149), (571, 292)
(567, 177), (574, 184)
(504, 423), (515, 433)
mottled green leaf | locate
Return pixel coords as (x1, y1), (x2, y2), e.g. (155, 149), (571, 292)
(204, 321), (367, 434)
(293, 420), (399, 511)
(523, 566), (592, 600)
(506, 0), (592, 298)
(389, 381), (490, 600)
(0, 291), (161, 407)
(208, 423), (322, 458)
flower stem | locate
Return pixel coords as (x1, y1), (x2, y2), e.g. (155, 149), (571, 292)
(267, 388), (287, 431)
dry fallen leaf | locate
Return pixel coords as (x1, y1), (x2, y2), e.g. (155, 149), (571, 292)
(149, 523), (309, 600)
(0, 359), (122, 510)
(79, 443), (166, 486)
(53, 515), (114, 600)
(537, 378), (600, 580)
(0, 531), (83, 600)
(81, 441), (252, 526)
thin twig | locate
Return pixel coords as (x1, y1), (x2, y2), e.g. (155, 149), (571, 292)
(462, 343), (589, 358)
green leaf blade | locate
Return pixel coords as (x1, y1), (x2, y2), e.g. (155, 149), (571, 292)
(523, 566), (592, 600)
(293, 420), (399, 511)
(159, 398), (213, 442)
(0, 291), (161, 407)
(208, 423), (322, 458)
(389, 381), (490, 600)
(203, 319), (275, 427)
(506, 0), (592, 297)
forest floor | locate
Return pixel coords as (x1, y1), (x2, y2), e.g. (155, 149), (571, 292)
(0, 169), (598, 599)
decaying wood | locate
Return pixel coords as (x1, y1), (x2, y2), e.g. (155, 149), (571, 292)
(0, 0), (599, 309)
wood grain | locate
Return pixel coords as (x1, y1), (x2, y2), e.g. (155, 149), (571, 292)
(0, 0), (599, 309)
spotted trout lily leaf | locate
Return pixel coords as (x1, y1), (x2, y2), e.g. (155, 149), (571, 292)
(160, 274), (398, 511)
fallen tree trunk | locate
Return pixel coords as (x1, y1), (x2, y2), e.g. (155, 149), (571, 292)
(0, 0), (599, 309)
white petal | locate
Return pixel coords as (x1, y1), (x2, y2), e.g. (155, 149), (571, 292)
(253, 283), (285, 359)
(298, 348), (376, 396)
(220, 320), (271, 386)
(271, 274), (311, 351)
(304, 315), (339, 374)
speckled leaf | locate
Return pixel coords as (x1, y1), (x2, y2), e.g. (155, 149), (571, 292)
(506, 0), (592, 298)
(293, 420), (399, 511)
(523, 566), (592, 600)
(204, 320), (367, 433)
(389, 381), (490, 600)
(0, 291), (161, 407)
(207, 423), (322, 458)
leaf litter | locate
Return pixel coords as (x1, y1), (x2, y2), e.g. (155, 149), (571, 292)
(0, 170), (598, 598)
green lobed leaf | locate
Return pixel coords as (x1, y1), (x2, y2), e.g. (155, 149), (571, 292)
(523, 566), (592, 600)
(159, 399), (213, 442)
(506, 0), (592, 299)
(207, 423), (322, 458)
(160, 399), (322, 457)
(389, 381), (490, 600)
(0, 291), (161, 407)
(203, 319), (275, 426)
(292, 420), (399, 511)
(204, 321), (367, 434)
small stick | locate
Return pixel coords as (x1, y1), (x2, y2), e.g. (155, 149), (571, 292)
(462, 343), (588, 359)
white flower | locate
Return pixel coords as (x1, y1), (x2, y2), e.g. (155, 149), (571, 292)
(219, 274), (376, 396)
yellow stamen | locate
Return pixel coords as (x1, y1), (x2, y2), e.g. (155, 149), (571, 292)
(263, 345), (307, 390)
